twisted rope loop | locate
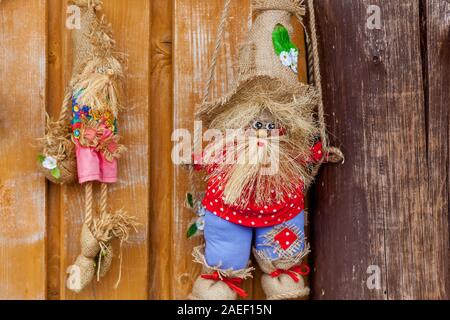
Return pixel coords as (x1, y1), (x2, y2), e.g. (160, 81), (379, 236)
(307, 0), (344, 165)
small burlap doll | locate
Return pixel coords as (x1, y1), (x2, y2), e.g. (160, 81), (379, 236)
(39, 0), (138, 293)
(186, 0), (343, 300)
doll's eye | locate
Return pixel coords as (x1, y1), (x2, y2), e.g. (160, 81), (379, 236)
(266, 123), (276, 130)
(252, 121), (264, 130)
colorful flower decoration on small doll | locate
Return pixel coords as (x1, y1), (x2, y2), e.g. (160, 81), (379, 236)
(185, 0), (343, 300)
(39, 0), (138, 293)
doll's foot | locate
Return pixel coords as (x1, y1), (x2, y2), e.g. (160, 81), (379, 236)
(188, 246), (254, 300)
(189, 272), (245, 300)
(254, 249), (310, 300)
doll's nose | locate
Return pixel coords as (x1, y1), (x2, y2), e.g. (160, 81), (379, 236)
(257, 129), (268, 138)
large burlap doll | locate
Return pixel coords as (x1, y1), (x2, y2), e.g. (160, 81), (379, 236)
(38, 0), (138, 293)
(187, 0), (343, 300)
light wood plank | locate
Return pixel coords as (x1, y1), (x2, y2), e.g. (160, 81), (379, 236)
(149, 0), (173, 300)
(0, 0), (47, 300)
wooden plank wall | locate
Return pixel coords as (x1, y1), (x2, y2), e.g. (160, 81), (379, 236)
(0, 0), (449, 300)
(312, 0), (449, 300)
(0, 0), (47, 300)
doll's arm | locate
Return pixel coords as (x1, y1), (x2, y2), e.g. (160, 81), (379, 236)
(307, 138), (325, 164)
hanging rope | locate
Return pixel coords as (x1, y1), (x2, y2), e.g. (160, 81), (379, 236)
(307, 0), (344, 165)
(202, 0), (233, 105)
(190, 0), (233, 210)
(100, 183), (108, 218)
(84, 182), (94, 228)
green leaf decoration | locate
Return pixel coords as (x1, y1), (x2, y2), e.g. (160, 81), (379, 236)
(186, 193), (194, 209)
(38, 154), (46, 164)
(187, 223), (198, 239)
(272, 24), (298, 56)
(51, 168), (61, 179)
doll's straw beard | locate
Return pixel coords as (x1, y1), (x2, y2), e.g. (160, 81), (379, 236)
(206, 135), (307, 209)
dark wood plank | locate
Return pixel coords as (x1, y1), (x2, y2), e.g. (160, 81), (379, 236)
(423, 0), (450, 299)
(312, 0), (447, 299)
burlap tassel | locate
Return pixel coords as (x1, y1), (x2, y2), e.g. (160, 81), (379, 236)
(188, 246), (254, 300)
(67, 183), (139, 293)
(253, 248), (310, 300)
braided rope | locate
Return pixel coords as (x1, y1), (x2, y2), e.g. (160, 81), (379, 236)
(58, 88), (73, 125)
(307, 0), (326, 148)
(307, 0), (344, 166)
(84, 182), (94, 228)
(202, 0), (233, 105)
(100, 183), (108, 218)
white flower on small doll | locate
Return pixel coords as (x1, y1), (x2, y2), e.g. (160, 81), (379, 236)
(196, 217), (205, 231)
(42, 156), (58, 170)
(196, 207), (207, 217)
(279, 51), (292, 67)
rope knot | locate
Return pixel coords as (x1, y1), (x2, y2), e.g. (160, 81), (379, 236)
(201, 271), (248, 298)
(270, 264), (310, 283)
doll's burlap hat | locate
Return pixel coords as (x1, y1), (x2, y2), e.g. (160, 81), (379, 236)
(196, 0), (314, 126)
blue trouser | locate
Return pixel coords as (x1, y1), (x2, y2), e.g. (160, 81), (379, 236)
(204, 210), (306, 270)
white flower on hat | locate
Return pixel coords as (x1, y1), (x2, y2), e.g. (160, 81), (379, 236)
(42, 156), (58, 170)
(290, 48), (299, 59)
(280, 51), (292, 67)
(291, 63), (298, 74)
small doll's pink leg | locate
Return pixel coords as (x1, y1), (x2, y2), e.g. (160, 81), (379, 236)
(99, 152), (118, 184)
(76, 145), (101, 184)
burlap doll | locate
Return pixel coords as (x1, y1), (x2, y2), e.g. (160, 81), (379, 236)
(38, 0), (138, 293)
(187, 0), (343, 300)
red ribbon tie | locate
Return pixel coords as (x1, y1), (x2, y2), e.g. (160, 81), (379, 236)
(201, 271), (248, 298)
(270, 264), (310, 283)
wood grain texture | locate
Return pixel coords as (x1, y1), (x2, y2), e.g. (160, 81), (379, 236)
(56, 0), (150, 300)
(312, 0), (448, 300)
(149, 0), (173, 300)
(0, 0), (47, 300)
(423, 0), (450, 299)
(47, 0), (65, 300)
